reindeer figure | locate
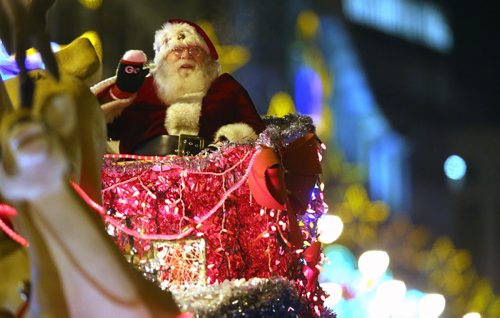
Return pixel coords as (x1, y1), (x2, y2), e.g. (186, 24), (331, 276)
(0, 1), (183, 317)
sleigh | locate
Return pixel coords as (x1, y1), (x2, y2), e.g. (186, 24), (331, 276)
(101, 115), (331, 317)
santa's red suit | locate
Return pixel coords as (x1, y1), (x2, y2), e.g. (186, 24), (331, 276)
(93, 19), (266, 155)
(95, 73), (265, 154)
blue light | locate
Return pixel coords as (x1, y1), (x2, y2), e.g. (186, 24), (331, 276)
(343, 0), (453, 53)
(444, 155), (467, 180)
(294, 66), (323, 123)
(319, 244), (358, 285)
(321, 16), (410, 213)
(0, 41), (60, 80)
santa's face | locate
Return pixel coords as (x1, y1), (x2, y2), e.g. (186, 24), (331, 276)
(152, 45), (218, 104)
(165, 45), (206, 76)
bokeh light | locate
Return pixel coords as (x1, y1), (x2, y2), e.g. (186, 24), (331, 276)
(369, 280), (406, 318)
(294, 66), (323, 125)
(320, 282), (343, 308)
(79, 0), (102, 10)
(296, 10), (320, 40)
(358, 250), (390, 279)
(463, 313), (481, 318)
(444, 155), (467, 180)
(320, 244), (358, 286)
(418, 293), (446, 318)
(393, 289), (425, 318)
(267, 91), (296, 117)
(317, 214), (344, 244)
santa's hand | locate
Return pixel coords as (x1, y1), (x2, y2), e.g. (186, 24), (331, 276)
(111, 50), (148, 99)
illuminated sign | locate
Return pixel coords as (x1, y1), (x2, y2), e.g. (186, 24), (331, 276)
(343, 0), (453, 53)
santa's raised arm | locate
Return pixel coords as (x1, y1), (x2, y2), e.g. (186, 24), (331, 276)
(92, 19), (265, 156)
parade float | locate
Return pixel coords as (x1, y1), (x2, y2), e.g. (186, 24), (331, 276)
(1, 35), (333, 318)
(98, 115), (333, 317)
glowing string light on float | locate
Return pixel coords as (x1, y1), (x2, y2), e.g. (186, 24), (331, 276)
(358, 250), (390, 290)
(417, 293), (446, 318)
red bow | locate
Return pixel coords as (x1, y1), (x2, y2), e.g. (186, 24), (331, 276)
(247, 133), (322, 248)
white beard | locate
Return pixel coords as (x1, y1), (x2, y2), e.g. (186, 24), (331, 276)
(152, 58), (216, 104)
(151, 58), (218, 136)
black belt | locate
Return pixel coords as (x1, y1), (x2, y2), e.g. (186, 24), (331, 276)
(134, 134), (205, 156)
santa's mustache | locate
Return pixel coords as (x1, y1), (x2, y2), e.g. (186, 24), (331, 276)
(167, 57), (196, 69)
(152, 57), (211, 104)
(178, 60), (196, 69)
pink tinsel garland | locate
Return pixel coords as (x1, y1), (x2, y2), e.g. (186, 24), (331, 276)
(101, 146), (301, 283)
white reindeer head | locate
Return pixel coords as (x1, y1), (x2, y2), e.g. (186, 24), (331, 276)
(0, 70), (106, 203)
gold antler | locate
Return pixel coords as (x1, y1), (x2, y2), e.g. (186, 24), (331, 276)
(0, 77), (14, 119)
(0, 0), (58, 108)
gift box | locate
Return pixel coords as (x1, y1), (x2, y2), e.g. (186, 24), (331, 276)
(101, 115), (331, 316)
(101, 145), (299, 284)
(154, 238), (206, 290)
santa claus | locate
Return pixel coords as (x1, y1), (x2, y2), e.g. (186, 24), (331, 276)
(92, 19), (265, 156)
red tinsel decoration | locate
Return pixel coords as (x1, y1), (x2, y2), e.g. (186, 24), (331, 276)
(0, 203), (29, 246)
(101, 144), (328, 316)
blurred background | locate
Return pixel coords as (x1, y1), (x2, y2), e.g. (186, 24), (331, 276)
(7, 0), (500, 316)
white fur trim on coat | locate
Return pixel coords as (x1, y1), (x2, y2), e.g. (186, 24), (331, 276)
(214, 123), (258, 143)
(165, 101), (202, 136)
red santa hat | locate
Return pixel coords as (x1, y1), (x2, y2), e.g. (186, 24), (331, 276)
(153, 19), (218, 61)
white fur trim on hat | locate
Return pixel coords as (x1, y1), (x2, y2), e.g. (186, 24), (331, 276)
(154, 22), (209, 63)
(214, 123), (258, 143)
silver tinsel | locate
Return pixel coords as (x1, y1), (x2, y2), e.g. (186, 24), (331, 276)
(172, 277), (307, 317)
(258, 114), (317, 148)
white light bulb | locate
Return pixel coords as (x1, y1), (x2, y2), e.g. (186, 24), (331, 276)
(320, 282), (343, 308)
(368, 280), (407, 317)
(418, 293), (446, 318)
(463, 313), (481, 318)
(317, 214), (344, 244)
(444, 155), (467, 180)
(358, 250), (390, 279)
(375, 280), (407, 302)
